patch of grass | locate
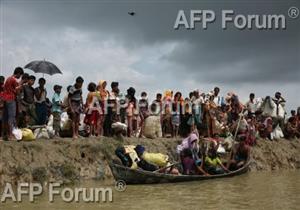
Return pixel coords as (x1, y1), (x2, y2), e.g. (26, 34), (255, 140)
(59, 163), (79, 183)
(32, 167), (47, 183)
(14, 166), (27, 176)
(89, 144), (102, 154)
(24, 143), (42, 152)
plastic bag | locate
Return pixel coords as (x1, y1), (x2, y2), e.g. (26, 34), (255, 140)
(271, 125), (284, 140)
(112, 122), (127, 132)
(60, 112), (69, 129)
(34, 128), (50, 139)
(21, 128), (35, 141)
(12, 127), (22, 140)
(144, 115), (162, 139)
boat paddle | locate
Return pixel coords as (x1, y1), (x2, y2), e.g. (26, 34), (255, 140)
(226, 108), (245, 168)
(153, 162), (180, 173)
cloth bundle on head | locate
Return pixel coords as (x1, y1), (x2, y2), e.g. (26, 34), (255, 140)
(208, 90), (214, 96)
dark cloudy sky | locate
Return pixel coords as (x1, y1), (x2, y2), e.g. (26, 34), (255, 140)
(0, 0), (299, 111)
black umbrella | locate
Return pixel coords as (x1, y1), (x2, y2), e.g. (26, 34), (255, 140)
(24, 60), (62, 76)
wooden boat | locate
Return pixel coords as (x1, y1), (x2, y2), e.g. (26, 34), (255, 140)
(109, 160), (251, 184)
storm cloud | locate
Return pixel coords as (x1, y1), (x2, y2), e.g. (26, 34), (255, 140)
(0, 0), (299, 111)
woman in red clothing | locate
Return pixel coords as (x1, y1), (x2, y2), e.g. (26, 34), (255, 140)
(84, 82), (102, 137)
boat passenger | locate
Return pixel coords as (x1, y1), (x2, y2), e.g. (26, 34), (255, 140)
(227, 136), (250, 170)
(115, 145), (140, 169)
(135, 144), (169, 167)
(204, 142), (229, 174)
(135, 145), (179, 174)
(181, 148), (209, 176)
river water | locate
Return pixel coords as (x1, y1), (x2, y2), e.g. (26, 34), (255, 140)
(2, 171), (299, 210)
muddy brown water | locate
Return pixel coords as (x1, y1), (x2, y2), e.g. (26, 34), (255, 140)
(1, 171), (299, 210)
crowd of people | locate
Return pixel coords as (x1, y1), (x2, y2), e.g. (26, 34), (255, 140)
(0, 67), (300, 143)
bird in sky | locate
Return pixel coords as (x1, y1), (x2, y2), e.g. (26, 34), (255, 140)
(128, 11), (135, 16)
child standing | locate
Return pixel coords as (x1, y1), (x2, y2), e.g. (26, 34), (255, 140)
(68, 77), (84, 139)
(84, 82), (101, 137)
(52, 85), (63, 137)
(126, 87), (137, 137)
(138, 92), (149, 138)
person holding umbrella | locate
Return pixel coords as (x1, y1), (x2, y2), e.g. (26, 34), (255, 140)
(23, 60), (63, 126)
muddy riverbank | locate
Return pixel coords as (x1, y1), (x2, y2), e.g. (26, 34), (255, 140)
(0, 137), (299, 189)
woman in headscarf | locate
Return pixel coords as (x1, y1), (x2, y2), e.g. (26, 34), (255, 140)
(97, 80), (109, 136)
(84, 82), (101, 136)
(172, 92), (183, 138)
(98, 80), (109, 100)
(204, 92), (218, 137)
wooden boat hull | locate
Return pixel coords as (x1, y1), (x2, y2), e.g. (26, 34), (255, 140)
(109, 161), (251, 184)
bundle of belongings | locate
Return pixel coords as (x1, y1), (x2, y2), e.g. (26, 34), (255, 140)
(12, 127), (35, 141)
(112, 122), (127, 136)
(12, 125), (52, 141)
(115, 145), (179, 174)
(143, 115), (162, 139)
(11, 113), (57, 141)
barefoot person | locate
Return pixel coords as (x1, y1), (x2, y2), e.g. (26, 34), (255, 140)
(0, 76), (5, 139)
(97, 80), (109, 136)
(68, 76), (84, 139)
(138, 91), (149, 138)
(227, 136), (250, 171)
(34, 78), (48, 125)
(21, 75), (37, 126)
(205, 142), (230, 174)
(1, 67), (24, 140)
(84, 82), (101, 137)
(52, 85), (63, 137)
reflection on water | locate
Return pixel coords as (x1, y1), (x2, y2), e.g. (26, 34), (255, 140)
(2, 171), (300, 210)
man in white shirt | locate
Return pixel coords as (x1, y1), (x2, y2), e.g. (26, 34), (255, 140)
(272, 92), (286, 130)
(213, 87), (222, 107)
(245, 93), (257, 117)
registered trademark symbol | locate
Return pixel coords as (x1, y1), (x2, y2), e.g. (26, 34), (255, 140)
(115, 180), (126, 192)
(288, 7), (299, 19)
